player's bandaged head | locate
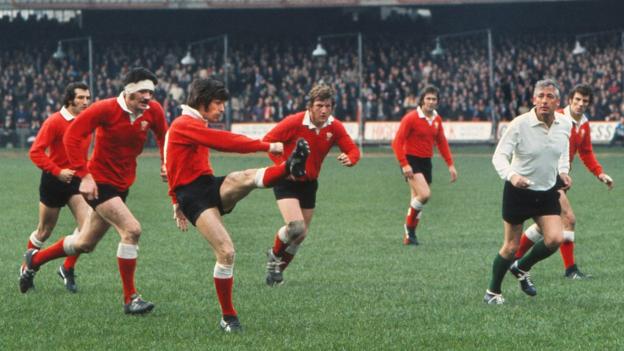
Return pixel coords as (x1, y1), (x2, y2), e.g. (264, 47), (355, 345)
(122, 67), (158, 94)
(124, 80), (155, 95)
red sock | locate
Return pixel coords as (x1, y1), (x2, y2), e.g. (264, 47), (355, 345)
(214, 277), (237, 317)
(117, 258), (137, 304)
(262, 163), (287, 187)
(27, 239), (40, 250)
(280, 252), (295, 272)
(405, 207), (421, 231)
(560, 241), (575, 269)
(272, 232), (288, 257)
(63, 255), (80, 270)
(515, 233), (535, 259)
(31, 237), (68, 268)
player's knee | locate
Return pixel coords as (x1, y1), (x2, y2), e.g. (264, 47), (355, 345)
(544, 234), (563, 249)
(74, 240), (96, 253)
(218, 248), (236, 265)
(226, 170), (254, 187)
(122, 223), (142, 243)
(503, 242), (519, 257)
(286, 220), (306, 242)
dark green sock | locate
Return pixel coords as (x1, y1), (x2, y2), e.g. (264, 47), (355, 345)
(488, 254), (513, 294)
(517, 240), (557, 271)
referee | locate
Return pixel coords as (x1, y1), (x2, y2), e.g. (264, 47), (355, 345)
(484, 78), (573, 304)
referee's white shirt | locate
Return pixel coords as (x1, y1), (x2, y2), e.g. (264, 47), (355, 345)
(493, 108), (572, 191)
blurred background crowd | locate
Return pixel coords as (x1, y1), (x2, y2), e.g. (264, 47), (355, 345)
(1, 2), (623, 148)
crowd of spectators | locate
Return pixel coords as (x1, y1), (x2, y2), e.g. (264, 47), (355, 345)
(1, 17), (623, 148)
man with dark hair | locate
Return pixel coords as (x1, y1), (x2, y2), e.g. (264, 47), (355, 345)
(19, 67), (168, 315)
(26, 82), (91, 293)
(485, 79), (572, 304)
(262, 83), (360, 286)
(165, 78), (309, 332)
(514, 84), (613, 279)
(392, 84), (457, 245)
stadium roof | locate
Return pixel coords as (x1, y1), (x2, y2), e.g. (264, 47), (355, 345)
(0, 0), (587, 10)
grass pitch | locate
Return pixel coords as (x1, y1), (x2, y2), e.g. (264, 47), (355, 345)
(1, 146), (623, 350)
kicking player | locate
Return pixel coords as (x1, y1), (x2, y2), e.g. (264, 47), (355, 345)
(19, 67), (168, 315)
(485, 79), (572, 304)
(262, 83), (360, 286)
(514, 84), (614, 279)
(392, 85), (457, 245)
(27, 82), (92, 293)
(165, 78), (309, 332)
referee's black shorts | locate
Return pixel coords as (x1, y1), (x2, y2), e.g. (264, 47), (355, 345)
(174, 175), (232, 226)
(405, 155), (432, 184)
(273, 179), (319, 209)
(502, 181), (561, 225)
(554, 175), (567, 192)
(39, 172), (81, 208)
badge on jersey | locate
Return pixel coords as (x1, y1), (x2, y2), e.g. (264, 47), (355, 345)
(326, 132), (333, 141)
(140, 120), (150, 131)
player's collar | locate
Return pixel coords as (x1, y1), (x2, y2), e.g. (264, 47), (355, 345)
(563, 105), (588, 126)
(180, 105), (204, 120)
(303, 110), (334, 130)
(60, 106), (75, 121)
(416, 106), (438, 120)
(117, 92), (147, 122)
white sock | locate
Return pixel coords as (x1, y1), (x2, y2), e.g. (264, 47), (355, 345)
(63, 235), (78, 256)
(277, 226), (288, 243)
(410, 198), (424, 211)
(213, 262), (234, 279)
(117, 243), (138, 259)
(254, 168), (267, 188)
(29, 230), (44, 248)
(525, 224), (543, 242)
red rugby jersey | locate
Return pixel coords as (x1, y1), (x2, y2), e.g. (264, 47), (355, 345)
(64, 96), (168, 191)
(165, 113), (271, 203)
(392, 108), (453, 168)
(559, 106), (602, 176)
(30, 107), (91, 176)
(263, 111), (360, 181)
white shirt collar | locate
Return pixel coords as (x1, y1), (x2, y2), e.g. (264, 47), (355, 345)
(302, 110), (334, 130)
(60, 106), (75, 121)
(563, 105), (588, 126)
(180, 104), (204, 120)
(416, 106), (439, 120)
(117, 92), (148, 122)
(529, 108), (561, 127)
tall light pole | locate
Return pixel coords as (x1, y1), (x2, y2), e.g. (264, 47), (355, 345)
(312, 32), (364, 154)
(431, 29), (495, 134)
(181, 34), (230, 129)
(52, 36), (94, 97)
(572, 29), (624, 94)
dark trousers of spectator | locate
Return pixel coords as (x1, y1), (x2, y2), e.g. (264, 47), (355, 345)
(609, 134), (624, 147)
(17, 127), (30, 149)
(0, 129), (18, 148)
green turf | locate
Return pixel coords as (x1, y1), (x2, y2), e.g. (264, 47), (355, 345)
(1, 146), (623, 350)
